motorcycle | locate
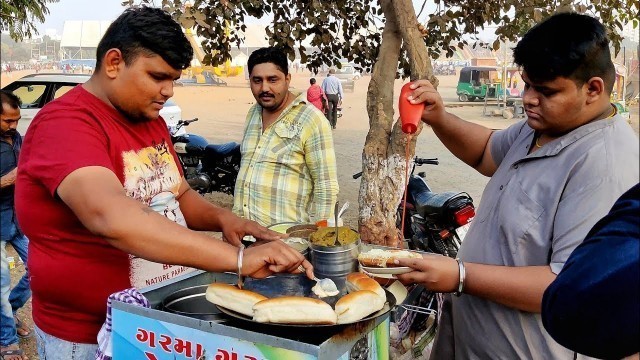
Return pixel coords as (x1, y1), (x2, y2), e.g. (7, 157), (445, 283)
(169, 118), (241, 195)
(353, 156), (475, 258)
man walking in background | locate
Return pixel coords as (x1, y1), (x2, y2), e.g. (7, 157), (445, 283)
(321, 68), (343, 129)
(1, 90), (31, 360)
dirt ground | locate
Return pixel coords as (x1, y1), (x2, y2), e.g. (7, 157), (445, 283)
(2, 69), (638, 359)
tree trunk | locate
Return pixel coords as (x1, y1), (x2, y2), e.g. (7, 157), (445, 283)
(358, 0), (435, 247)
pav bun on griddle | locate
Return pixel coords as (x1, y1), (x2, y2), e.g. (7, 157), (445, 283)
(205, 283), (267, 317)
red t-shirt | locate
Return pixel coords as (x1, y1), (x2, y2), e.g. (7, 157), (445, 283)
(15, 85), (189, 343)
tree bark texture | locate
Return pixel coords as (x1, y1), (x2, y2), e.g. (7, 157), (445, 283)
(358, 0), (435, 247)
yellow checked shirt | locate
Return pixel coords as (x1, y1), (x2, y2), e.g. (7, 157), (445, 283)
(233, 91), (339, 226)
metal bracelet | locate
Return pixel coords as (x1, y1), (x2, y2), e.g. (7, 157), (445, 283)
(237, 244), (245, 289)
(453, 258), (466, 297)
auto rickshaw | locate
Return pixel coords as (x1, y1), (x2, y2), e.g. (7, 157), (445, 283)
(456, 66), (503, 102)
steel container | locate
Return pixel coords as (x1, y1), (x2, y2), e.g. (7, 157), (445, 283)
(310, 239), (360, 279)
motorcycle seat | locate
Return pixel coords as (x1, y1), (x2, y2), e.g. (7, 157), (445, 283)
(205, 142), (240, 157)
(415, 191), (472, 219)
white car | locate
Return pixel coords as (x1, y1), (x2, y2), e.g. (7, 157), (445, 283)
(2, 73), (183, 135)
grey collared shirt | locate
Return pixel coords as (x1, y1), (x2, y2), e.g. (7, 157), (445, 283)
(436, 115), (639, 359)
(321, 75), (344, 99)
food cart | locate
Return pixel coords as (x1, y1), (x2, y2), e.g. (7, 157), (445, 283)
(112, 269), (392, 359)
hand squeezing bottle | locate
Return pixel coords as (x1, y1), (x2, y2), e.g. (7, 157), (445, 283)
(399, 82), (425, 134)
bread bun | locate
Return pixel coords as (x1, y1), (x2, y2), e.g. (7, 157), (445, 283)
(335, 290), (386, 324)
(205, 283), (267, 317)
(358, 249), (422, 268)
(346, 273), (386, 301)
(253, 296), (337, 325)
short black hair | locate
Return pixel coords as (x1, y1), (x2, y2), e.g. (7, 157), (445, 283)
(248, 47), (288, 76)
(514, 12), (615, 93)
(310, 78), (316, 85)
(95, 6), (193, 71)
(0, 90), (21, 114)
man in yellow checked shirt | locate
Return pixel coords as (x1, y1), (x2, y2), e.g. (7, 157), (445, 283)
(233, 47), (339, 226)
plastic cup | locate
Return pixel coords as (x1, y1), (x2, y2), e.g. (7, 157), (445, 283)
(399, 82), (425, 134)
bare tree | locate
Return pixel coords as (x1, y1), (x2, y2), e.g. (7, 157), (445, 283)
(127, 0), (638, 246)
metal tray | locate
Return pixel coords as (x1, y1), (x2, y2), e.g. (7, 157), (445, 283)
(216, 289), (396, 328)
(161, 284), (227, 322)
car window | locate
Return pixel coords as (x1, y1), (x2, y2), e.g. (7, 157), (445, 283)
(11, 84), (47, 109)
(53, 84), (77, 99)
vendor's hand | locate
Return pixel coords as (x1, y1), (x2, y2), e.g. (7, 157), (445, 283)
(395, 254), (460, 293)
(407, 80), (447, 125)
(242, 241), (314, 279)
(219, 212), (285, 247)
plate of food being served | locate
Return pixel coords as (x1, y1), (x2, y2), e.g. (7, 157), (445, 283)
(358, 248), (424, 276)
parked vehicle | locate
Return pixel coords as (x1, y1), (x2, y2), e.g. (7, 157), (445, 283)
(353, 157), (475, 257)
(2, 73), (184, 134)
(332, 63), (360, 93)
(169, 118), (240, 195)
(456, 66), (504, 102)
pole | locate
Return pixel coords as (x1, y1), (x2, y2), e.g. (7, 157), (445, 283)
(621, 47), (627, 107)
(502, 41), (507, 109)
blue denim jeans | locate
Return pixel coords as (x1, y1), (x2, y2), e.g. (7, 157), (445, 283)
(0, 225), (31, 347)
(35, 325), (98, 360)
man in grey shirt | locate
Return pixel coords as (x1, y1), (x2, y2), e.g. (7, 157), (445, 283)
(321, 68), (344, 129)
(396, 13), (639, 359)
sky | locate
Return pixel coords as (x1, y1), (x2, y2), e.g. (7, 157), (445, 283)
(36, 0), (452, 37)
(36, 0), (127, 35)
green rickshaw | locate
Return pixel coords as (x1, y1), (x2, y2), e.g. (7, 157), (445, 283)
(456, 66), (503, 102)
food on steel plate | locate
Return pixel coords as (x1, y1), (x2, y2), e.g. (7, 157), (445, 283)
(286, 224), (318, 239)
(358, 248), (422, 268)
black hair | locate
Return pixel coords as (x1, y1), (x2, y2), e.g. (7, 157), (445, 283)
(513, 12), (615, 93)
(248, 47), (289, 76)
(0, 90), (21, 113)
(95, 6), (193, 71)
(310, 78), (316, 85)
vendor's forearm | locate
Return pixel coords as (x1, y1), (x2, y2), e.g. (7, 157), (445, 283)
(93, 196), (237, 272)
(430, 113), (495, 176)
(463, 263), (556, 313)
(58, 168), (238, 273)
(178, 185), (229, 231)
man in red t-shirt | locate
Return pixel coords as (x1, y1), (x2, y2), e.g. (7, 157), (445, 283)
(15, 7), (313, 360)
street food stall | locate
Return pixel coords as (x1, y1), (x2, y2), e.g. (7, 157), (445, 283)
(112, 271), (392, 360)
(109, 224), (416, 360)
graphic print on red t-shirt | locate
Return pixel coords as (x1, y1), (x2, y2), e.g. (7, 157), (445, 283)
(121, 140), (196, 288)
